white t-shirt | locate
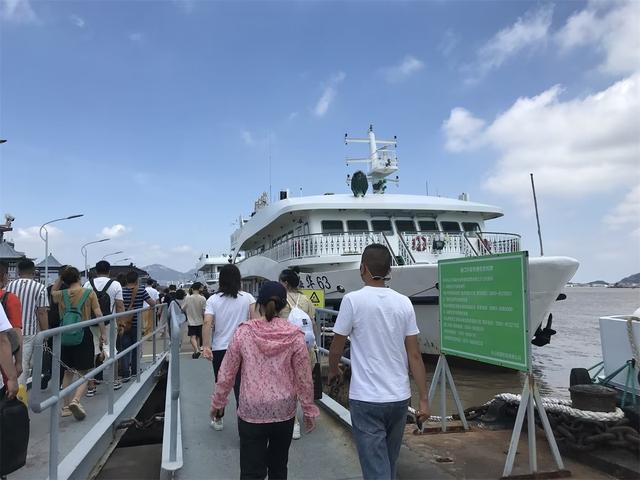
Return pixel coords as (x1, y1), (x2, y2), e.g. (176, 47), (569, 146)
(145, 286), (160, 304)
(0, 303), (11, 332)
(83, 277), (124, 313)
(205, 291), (256, 351)
(333, 286), (419, 403)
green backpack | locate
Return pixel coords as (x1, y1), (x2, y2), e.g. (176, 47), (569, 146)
(61, 289), (92, 346)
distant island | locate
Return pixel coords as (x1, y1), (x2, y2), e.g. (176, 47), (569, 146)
(568, 272), (640, 288)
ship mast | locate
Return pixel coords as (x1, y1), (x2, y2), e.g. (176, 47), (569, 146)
(344, 125), (399, 194)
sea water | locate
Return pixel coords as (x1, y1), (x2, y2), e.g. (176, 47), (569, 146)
(425, 286), (640, 412)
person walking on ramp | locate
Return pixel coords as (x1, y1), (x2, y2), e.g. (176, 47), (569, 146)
(328, 243), (430, 480)
(211, 281), (319, 479)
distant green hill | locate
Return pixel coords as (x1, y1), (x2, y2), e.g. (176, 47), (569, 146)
(588, 280), (608, 285)
(618, 273), (640, 284)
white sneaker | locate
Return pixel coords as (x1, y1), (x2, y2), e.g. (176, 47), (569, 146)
(210, 418), (224, 431)
(292, 421), (301, 440)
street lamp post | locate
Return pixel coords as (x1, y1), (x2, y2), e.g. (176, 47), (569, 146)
(81, 239), (110, 281)
(102, 251), (124, 261)
(113, 257), (132, 265)
(39, 214), (84, 286)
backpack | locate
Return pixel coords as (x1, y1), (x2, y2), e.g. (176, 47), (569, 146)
(89, 278), (114, 318)
(287, 294), (316, 347)
(60, 289), (92, 346)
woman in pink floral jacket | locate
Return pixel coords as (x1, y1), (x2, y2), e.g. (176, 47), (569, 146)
(211, 281), (320, 479)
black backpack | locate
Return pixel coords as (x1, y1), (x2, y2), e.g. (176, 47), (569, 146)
(90, 278), (114, 318)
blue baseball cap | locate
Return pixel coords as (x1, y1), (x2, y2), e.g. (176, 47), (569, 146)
(257, 281), (287, 311)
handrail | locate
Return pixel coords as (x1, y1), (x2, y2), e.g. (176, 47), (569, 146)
(380, 232), (398, 266)
(29, 302), (170, 480)
(463, 234), (480, 256)
(166, 302), (184, 466)
(397, 233), (416, 265)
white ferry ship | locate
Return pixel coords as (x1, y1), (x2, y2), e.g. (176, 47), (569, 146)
(193, 253), (235, 291)
(229, 126), (579, 354)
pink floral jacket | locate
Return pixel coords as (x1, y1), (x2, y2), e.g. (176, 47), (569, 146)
(211, 317), (320, 423)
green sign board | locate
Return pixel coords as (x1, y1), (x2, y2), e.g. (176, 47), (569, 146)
(438, 252), (530, 371)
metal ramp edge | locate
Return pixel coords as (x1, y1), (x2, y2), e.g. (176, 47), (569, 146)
(160, 348), (183, 478)
(59, 352), (168, 479)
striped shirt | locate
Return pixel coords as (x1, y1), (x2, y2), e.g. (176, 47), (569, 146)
(7, 278), (49, 336)
(122, 285), (151, 326)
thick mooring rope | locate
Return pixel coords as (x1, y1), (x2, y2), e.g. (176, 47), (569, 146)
(493, 393), (624, 422)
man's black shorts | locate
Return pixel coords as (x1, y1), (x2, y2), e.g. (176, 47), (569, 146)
(187, 325), (202, 338)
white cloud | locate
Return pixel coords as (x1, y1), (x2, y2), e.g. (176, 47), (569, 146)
(16, 225), (62, 242)
(241, 130), (254, 146)
(101, 224), (132, 238)
(313, 72), (346, 117)
(128, 32), (144, 42)
(442, 107), (486, 152)
(467, 5), (553, 82)
(70, 14), (85, 28)
(604, 186), (640, 236)
(381, 55), (424, 83)
(1, 0), (37, 23)
(438, 29), (458, 58)
(556, 1), (640, 75)
(443, 73), (640, 201)
(287, 112), (298, 121)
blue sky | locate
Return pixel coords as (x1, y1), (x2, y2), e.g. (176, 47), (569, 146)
(0, 0), (638, 282)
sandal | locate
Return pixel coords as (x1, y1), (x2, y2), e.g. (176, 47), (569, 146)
(69, 400), (87, 421)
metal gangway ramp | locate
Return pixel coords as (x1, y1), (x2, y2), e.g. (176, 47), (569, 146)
(161, 310), (363, 480)
(20, 303), (173, 480)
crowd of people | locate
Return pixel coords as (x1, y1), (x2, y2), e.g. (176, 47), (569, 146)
(0, 243), (430, 479)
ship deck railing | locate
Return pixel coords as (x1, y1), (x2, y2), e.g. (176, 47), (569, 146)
(246, 230), (521, 264)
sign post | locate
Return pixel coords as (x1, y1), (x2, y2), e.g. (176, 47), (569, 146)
(438, 252), (567, 478)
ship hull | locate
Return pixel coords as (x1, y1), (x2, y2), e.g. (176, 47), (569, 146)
(238, 255), (579, 355)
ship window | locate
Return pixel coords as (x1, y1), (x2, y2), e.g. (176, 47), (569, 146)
(321, 220), (344, 233)
(371, 220), (393, 233)
(394, 220), (417, 233)
(441, 221), (461, 232)
(418, 220), (438, 231)
(462, 222), (481, 232)
(347, 220), (369, 232)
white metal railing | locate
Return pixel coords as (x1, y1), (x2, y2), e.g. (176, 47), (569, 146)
(400, 231), (521, 257)
(258, 232), (387, 263)
(29, 303), (172, 480)
(161, 302), (185, 474)
(251, 230), (521, 264)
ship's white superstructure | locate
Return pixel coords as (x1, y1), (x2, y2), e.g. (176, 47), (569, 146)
(229, 126), (579, 354)
(193, 253), (235, 291)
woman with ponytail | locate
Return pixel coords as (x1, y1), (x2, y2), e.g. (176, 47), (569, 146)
(211, 281), (319, 479)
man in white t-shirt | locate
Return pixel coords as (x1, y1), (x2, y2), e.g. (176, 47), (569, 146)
(84, 260), (125, 396)
(0, 303), (18, 399)
(329, 244), (429, 480)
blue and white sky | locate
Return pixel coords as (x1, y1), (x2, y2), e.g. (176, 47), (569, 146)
(1, 0), (638, 282)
